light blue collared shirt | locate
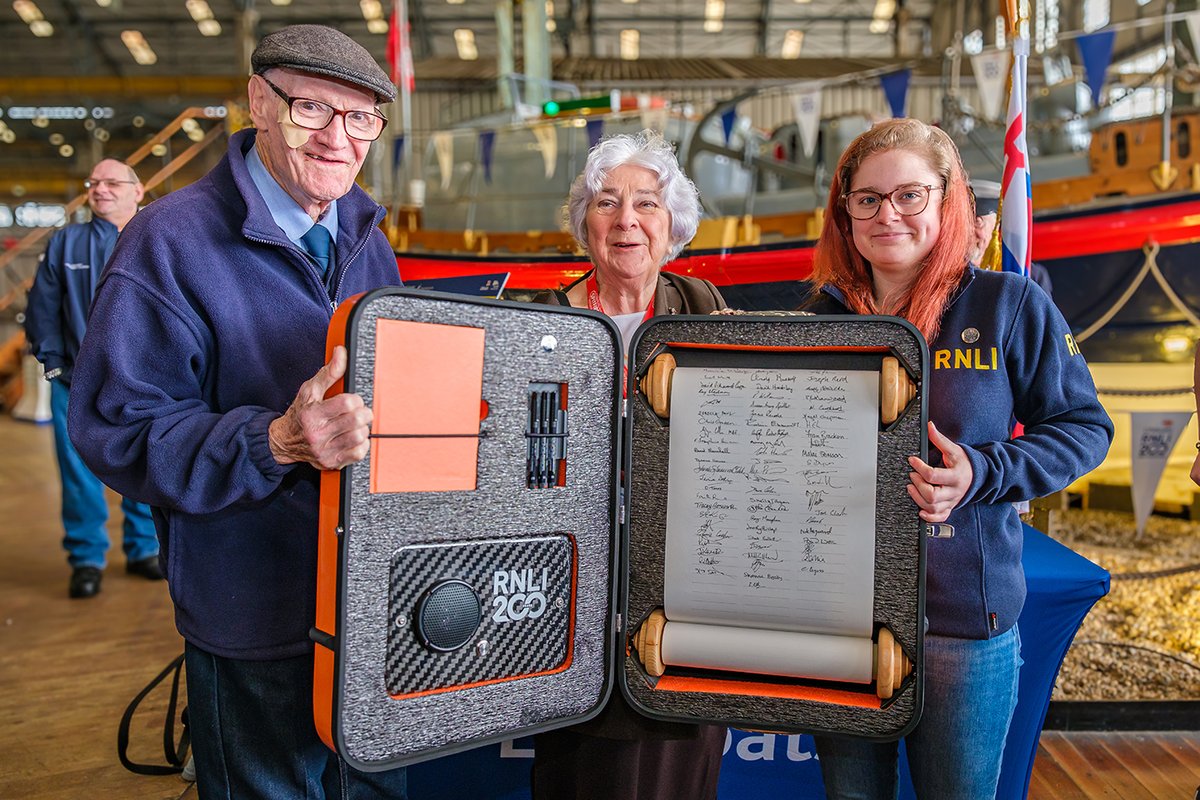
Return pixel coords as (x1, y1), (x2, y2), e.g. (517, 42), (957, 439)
(245, 144), (339, 248)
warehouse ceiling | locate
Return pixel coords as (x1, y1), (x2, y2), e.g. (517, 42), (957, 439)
(0, 0), (1184, 200)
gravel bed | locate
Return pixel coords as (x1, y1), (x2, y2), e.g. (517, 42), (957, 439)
(1038, 508), (1200, 701)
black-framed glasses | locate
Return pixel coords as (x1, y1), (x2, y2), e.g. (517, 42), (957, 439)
(261, 76), (388, 142)
(84, 178), (138, 190)
(842, 184), (941, 220)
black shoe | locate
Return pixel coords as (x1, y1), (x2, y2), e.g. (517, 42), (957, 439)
(126, 556), (164, 581)
(69, 567), (103, 598)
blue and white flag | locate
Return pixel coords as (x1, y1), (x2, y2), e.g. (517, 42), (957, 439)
(1000, 34), (1031, 277)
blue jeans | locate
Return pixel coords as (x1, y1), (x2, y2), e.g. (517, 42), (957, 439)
(51, 380), (157, 568)
(184, 643), (408, 799)
(813, 626), (1022, 800)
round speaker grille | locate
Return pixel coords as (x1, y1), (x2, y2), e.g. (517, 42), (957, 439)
(415, 579), (481, 652)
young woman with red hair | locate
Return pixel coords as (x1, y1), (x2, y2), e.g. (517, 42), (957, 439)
(802, 118), (1112, 798)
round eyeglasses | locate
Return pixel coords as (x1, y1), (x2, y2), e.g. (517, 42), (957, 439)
(262, 76), (388, 142)
(842, 184), (941, 220)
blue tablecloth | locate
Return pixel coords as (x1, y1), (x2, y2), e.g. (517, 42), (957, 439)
(409, 524), (1110, 799)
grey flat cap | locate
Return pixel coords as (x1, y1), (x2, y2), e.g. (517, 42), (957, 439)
(252, 24), (396, 103)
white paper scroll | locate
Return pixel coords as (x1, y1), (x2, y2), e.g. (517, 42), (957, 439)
(661, 366), (880, 681)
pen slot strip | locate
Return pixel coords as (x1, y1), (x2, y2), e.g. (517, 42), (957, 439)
(526, 381), (569, 489)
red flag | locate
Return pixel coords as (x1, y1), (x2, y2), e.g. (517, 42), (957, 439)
(386, 9), (415, 93)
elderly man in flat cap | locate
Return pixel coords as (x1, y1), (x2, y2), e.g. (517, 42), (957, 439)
(69, 25), (409, 798)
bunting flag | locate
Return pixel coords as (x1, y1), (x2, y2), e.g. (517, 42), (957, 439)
(585, 118), (604, 151)
(642, 107), (668, 135)
(880, 69), (911, 118)
(386, 7), (416, 93)
(1131, 412), (1194, 538)
(720, 108), (737, 146)
(791, 86), (821, 158)
(479, 129), (496, 185)
(1188, 12), (1200, 59)
(531, 124), (558, 179)
(970, 49), (1011, 121)
(433, 131), (454, 190)
(1077, 29), (1116, 108)
(1000, 33), (1031, 277)
(392, 134), (405, 171)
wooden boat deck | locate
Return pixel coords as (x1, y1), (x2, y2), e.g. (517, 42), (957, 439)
(1, 412), (1197, 799)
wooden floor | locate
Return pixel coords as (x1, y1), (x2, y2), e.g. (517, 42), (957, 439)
(1, 413), (1198, 799)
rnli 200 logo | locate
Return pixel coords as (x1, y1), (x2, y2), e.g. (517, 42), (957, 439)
(491, 567), (550, 622)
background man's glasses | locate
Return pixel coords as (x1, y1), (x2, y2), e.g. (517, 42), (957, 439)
(843, 184), (941, 220)
(84, 178), (137, 190)
(262, 77), (387, 142)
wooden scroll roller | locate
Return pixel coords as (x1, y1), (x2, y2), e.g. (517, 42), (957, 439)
(640, 353), (915, 425)
(639, 353), (676, 418)
(632, 608), (911, 700)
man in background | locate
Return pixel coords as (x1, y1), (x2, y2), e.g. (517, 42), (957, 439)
(24, 159), (159, 599)
(68, 25), (408, 797)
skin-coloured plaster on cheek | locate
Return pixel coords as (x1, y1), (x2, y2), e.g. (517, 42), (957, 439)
(278, 104), (313, 149)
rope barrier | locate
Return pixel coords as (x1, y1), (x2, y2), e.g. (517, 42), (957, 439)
(1110, 561), (1200, 581)
(1072, 639), (1200, 674)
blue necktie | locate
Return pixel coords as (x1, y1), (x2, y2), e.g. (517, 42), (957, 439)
(301, 224), (334, 279)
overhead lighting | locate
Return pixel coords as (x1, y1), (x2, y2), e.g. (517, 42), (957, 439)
(781, 29), (804, 59)
(454, 28), (477, 60)
(13, 0), (43, 24)
(95, 0), (112, 6)
(14, 0), (52, 34)
(546, 0), (556, 32)
(704, 0), (724, 33)
(794, 0), (811, 3)
(185, 0), (221, 36)
(59, 144), (74, 157)
(620, 28), (639, 60)
(447, 0), (465, 4)
(268, 0), (291, 5)
(121, 29), (158, 65)
(186, 0), (211, 22)
(622, 0), (637, 3)
(359, 0), (383, 21)
(367, 19), (388, 33)
(870, 0), (895, 33)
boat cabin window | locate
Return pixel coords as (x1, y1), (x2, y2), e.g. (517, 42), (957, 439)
(1114, 131), (1128, 166)
(1178, 122), (1191, 159)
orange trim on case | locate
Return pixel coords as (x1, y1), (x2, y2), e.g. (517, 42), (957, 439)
(314, 292), (366, 751)
(388, 533), (581, 701)
(653, 674), (882, 709)
(663, 342), (893, 354)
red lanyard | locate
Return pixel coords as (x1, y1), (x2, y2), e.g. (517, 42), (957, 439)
(585, 272), (654, 395)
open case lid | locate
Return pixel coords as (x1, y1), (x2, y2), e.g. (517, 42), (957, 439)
(314, 292), (930, 770)
(314, 287), (623, 771)
(620, 314), (929, 741)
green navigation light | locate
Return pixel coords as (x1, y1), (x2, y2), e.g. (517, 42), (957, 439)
(543, 101), (561, 116)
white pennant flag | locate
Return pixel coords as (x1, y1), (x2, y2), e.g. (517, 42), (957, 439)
(790, 86), (822, 159)
(1188, 12), (1200, 63)
(642, 107), (668, 135)
(1130, 411), (1194, 538)
(971, 49), (1011, 121)
(531, 124), (558, 179)
(433, 131), (454, 191)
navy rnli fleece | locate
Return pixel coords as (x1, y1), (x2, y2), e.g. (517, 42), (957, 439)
(806, 267), (1113, 639)
(68, 129), (401, 659)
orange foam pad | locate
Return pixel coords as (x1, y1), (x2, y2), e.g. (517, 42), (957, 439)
(654, 675), (881, 709)
(370, 319), (485, 493)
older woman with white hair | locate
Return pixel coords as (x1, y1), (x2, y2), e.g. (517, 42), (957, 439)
(535, 130), (726, 346)
(531, 131), (727, 800)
